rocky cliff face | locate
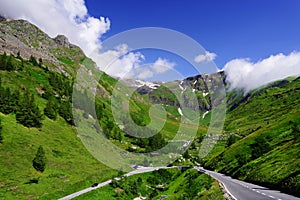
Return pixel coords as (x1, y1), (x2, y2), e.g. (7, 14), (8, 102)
(148, 71), (226, 112)
(0, 18), (87, 76)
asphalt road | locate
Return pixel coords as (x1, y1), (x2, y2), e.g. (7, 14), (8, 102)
(194, 166), (300, 200)
(58, 179), (112, 200)
(59, 166), (300, 200)
(58, 166), (170, 200)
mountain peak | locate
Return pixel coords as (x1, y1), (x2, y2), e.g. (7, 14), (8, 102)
(54, 34), (72, 48)
(0, 18), (88, 76)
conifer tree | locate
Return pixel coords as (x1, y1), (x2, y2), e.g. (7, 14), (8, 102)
(0, 53), (15, 71)
(16, 91), (43, 128)
(16, 51), (21, 60)
(0, 52), (7, 70)
(38, 58), (43, 67)
(6, 55), (14, 71)
(41, 85), (53, 100)
(44, 96), (57, 120)
(250, 136), (271, 159)
(0, 118), (3, 143)
(59, 101), (74, 125)
(29, 55), (38, 66)
(32, 145), (46, 172)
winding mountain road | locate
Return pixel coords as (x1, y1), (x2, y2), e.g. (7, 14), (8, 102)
(58, 166), (170, 200)
(59, 166), (300, 200)
(194, 166), (300, 200)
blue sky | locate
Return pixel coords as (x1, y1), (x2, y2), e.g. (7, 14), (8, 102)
(1, 0), (300, 85)
(86, 0), (300, 69)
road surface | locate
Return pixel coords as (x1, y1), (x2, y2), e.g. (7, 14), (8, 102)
(194, 166), (300, 200)
(58, 166), (171, 200)
(59, 166), (300, 200)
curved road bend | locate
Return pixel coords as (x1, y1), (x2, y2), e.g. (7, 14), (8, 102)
(59, 166), (300, 200)
(58, 167), (169, 200)
(194, 167), (300, 200)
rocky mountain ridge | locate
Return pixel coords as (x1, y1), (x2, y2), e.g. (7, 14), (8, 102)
(0, 17), (88, 77)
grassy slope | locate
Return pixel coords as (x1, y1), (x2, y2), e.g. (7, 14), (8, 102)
(0, 19), (209, 199)
(0, 56), (206, 198)
(0, 114), (117, 199)
(203, 77), (300, 196)
(0, 55), (118, 198)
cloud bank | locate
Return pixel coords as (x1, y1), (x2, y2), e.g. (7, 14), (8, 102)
(136, 58), (176, 79)
(194, 51), (217, 63)
(224, 51), (300, 93)
(93, 44), (145, 79)
(0, 0), (177, 80)
(0, 0), (110, 55)
(91, 43), (176, 80)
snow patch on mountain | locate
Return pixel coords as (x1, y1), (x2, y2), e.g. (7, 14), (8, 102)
(202, 111), (209, 119)
(135, 80), (160, 89)
(178, 107), (183, 116)
(120, 78), (162, 90)
(179, 81), (184, 91)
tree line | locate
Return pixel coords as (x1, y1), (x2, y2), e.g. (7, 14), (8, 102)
(0, 51), (75, 127)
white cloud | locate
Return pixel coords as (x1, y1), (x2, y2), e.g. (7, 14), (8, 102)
(0, 0), (110, 56)
(106, 52), (145, 78)
(136, 70), (154, 80)
(194, 51), (217, 63)
(135, 58), (176, 79)
(91, 44), (145, 79)
(0, 0), (151, 78)
(151, 58), (176, 73)
(224, 51), (300, 93)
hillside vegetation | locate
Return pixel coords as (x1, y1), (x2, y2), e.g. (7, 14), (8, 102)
(1, 18), (300, 199)
(0, 19), (206, 199)
(203, 77), (300, 197)
(75, 168), (225, 200)
(0, 47), (120, 199)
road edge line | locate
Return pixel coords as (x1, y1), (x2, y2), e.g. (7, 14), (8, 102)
(204, 172), (237, 200)
(218, 180), (238, 200)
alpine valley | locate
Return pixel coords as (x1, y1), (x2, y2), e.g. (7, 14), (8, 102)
(0, 18), (299, 199)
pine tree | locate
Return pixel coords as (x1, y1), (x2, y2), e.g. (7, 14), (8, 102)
(0, 53), (15, 71)
(11, 90), (20, 113)
(32, 145), (46, 172)
(16, 51), (21, 60)
(0, 87), (9, 114)
(250, 136), (271, 159)
(38, 58), (43, 67)
(16, 92), (43, 128)
(148, 132), (166, 151)
(44, 96), (57, 120)
(0, 118), (3, 143)
(19, 58), (24, 71)
(6, 55), (14, 71)
(58, 101), (74, 125)
(0, 52), (7, 70)
(41, 85), (53, 100)
(183, 150), (190, 159)
(29, 55), (38, 66)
